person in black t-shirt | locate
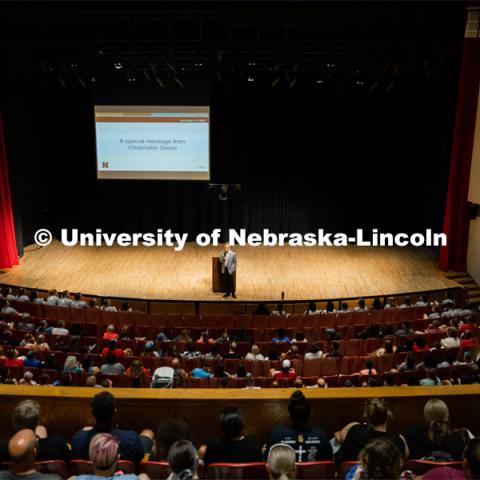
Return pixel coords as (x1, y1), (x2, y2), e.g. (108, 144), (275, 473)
(405, 398), (467, 461)
(269, 391), (332, 462)
(0, 400), (71, 463)
(334, 397), (408, 465)
(202, 406), (263, 465)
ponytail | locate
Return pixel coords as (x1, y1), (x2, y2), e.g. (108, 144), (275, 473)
(428, 420), (451, 445)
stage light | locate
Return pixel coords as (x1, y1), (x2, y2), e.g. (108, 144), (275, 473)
(289, 77), (297, 88)
(127, 71), (136, 82)
(77, 77), (86, 88)
(143, 69), (151, 81)
(114, 61), (123, 70)
(58, 76), (66, 88)
(247, 75), (255, 82)
(91, 74), (98, 83)
(208, 183), (242, 201)
(271, 76), (281, 87)
(155, 76), (165, 88)
(316, 78), (324, 84)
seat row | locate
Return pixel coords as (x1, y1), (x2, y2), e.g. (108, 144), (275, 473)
(0, 458), (464, 479)
(7, 300), (433, 329)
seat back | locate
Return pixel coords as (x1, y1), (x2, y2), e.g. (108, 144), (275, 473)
(296, 461), (336, 480)
(138, 461), (171, 480)
(206, 462), (268, 480)
(69, 460), (94, 476)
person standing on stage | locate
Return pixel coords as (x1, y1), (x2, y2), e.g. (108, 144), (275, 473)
(219, 244), (237, 298)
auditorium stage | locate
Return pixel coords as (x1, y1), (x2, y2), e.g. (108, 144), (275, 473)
(0, 240), (458, 301)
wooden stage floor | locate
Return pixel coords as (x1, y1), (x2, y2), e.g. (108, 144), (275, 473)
(0, 240), (458, 301)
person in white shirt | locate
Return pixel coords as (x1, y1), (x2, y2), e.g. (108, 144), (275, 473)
(305, 302), (320, 315)
(414, 295), (429, 307)
(354, 298), (367, 311)
(441, 327), (460, 349)
(17, 289), (30, 302)
(304, 343), (323, 360)
(271, 303), (287, 316)
(101, 298), (117, 312)
(399, 296), (413, 308)
(384, 297), (397, 309)
(245, 344), (265, 361)
(72, 292), (88, 308)
(46, 289), (59, 305)
(58, 290), (73, 307)
(51, 320), (69, 336)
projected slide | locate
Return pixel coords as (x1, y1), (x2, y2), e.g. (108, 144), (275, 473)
(95, 105), (210, 180)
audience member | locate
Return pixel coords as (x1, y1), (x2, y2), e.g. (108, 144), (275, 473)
(203, 407), (262, 466)
(167, 440), (198, 480)
(269, 391), (332, 462)
(0, 430), (62, 480)
(0, 400), (71, 462)
(245, 344), (265, 361)
(70, 433), (149, 480)
(150, 420), (193, 461)
(266, 443), (296, 480)
(71, 391), (151, 462)
(334, 398), (408, 465)
(405, 399), (467, 461)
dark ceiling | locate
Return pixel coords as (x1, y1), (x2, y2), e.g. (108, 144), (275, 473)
(0, 1), (466, 88)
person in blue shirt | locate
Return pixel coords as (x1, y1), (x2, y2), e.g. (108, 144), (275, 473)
(191, 361), (212, 378)
(23, 351), (42, 368)
(271, 328), (291, 343)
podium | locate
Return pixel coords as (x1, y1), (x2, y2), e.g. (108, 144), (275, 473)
(212, 257), (236, 293)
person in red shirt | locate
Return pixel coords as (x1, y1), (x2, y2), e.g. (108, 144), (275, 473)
(101, 340), (124, 359)
(413, 335), (429, 352)
(3, 348), (24, 367)
(271, 359), (296, 380)
(460, 330), (477, 348)
(460, 319), (477, 334)
(102, 324), (119, 341)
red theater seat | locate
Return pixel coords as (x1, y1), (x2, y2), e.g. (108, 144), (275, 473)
(138, 461), (171, 479)
(296, 461), (336, 480)
(302, 358), (322, 377)
(206, 462), (268, 480)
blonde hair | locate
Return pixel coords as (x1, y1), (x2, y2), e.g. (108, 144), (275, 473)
(267, 444), (296, 480)
(63, 355), (78, 371)
(89, 433), (119, 469)
(424, 398), (449, 424)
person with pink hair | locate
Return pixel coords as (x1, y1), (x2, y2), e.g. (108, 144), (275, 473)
(69, 433), (150, 480)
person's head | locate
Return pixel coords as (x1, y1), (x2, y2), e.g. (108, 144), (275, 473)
(277, 328), (286, 339)
(308, 302), (316, 312)
(447, 327), (459, 339)
(309, 343), (319, 354)
(154, 419), (192, 461)
(64, 355), (78, 371)
(267, 443), (296, 480)
(326, 301), (335, 312)
(74, 292), (82, 301)
(85, 375), (97, 387)
(282, 359), (291, 372)
(372, 298), (382, 310)
(236, 365), (247, 378)
(276, 303), (284, 313)
(290, 344), (299, 355)
(8, 429), (37, 470)
(91, 391), (116, 428)
(223, 243), (230, 252)
(463, 330), (473, 340)
(424, 399), (450, 443)
(288, 390), (311, 425)
(229, 341), (237, 352)
(365, 358), (374, 372)
(171, 358), (181, 369)
(89, 433), (119, 473)
(251, 344), (260, 355)
(167, 440), (198, 480)
(358, 437), (403, 480)
(331, 342), (340, 353)
(121, 302), (129, 312)
(341, 302), (349, 311)
(219, 406), (244, 440)
(29, 290), (38, 301)
(13, 400), (40, 431)
(22, 371), (34, 384)
(403, 296), (412, 306)
(415, 335), (426, 348)
(383, 340), (394, 354)
(383, 371), (396, 387)
(293, 377), (304, 389)
(105, 352), (117, 365)
(130, 359), (145, 377)
(464, 437), (480, 479)
(363, 398), (392, 428)
(358, 298), (366, 309)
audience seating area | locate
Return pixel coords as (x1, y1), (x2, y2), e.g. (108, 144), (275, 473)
(1, 285), (478, 389)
